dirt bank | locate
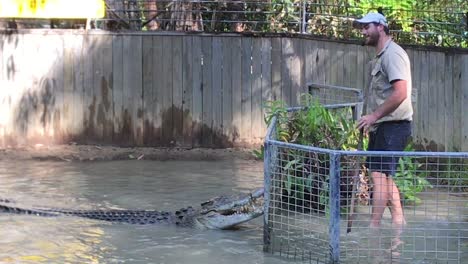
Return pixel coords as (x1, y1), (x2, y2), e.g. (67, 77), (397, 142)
(0, 144), (259, 162)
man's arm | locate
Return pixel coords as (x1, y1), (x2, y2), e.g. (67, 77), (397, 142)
(357, 79), (407, 132)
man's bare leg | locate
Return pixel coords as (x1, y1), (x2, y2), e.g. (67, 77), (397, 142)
(388, 178), (405, 253)
(370, 171), (388, 228)
(387, 178), (406, 226)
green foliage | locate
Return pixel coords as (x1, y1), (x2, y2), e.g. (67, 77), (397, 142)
(393, 144), (432, 204)
(264, 94), (361, 150)
(262, 94), (439, 212)
(252, 145), (264, 160)
(261, 94), (361, 213)
(439, 160), (468, 192)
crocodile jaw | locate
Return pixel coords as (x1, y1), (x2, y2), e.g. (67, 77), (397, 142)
(195, 208), (263, 229)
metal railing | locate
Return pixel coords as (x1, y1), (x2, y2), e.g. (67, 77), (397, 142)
(263, 84), (468, 263)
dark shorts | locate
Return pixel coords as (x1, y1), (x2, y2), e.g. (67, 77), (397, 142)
(366, 120), (412, 176)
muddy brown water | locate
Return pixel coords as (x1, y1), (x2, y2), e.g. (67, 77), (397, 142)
(0, 159), (293, 264)
(0, 160), (466, 264)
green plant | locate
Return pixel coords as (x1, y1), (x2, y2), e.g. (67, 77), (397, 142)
(393, 144), (432, 204)
(439, 160), (468, 192)
(261, 94), (361, 213)
(252, 145), (264, 160)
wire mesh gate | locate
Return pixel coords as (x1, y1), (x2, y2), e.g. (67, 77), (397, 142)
(263, 84), (468, 263)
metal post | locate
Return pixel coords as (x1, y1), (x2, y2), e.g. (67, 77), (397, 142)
(301, 0), (307, 34)
(329, 153), (341, 263)
(263, 140), (271, 252)
(353, 90), (364, 121)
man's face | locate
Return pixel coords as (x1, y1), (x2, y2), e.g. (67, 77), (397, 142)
(360, 23), (380, 46)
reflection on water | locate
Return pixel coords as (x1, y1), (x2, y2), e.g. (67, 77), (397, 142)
(0, 160), (289, 264)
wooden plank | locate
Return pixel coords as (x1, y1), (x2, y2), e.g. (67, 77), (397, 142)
(316, 40), (327, 89)
(172, 36), (184, 145)
(49, 34), (64, 144)
(407, 49), (419, 145)
(0, 34), (3, 82)
(362, 46), (374, 101)
(271, 37), (282, 101)
(299, 39), (306, 96)
(123, 35), (143, 145)
(191, 36), (203, 147)
(93, 34), (113, 143)
(62, 34), (74, 142)
(142, 35), (153, 145)
(211, 37), (223, 146)
(419, 51), (430, 150)
(8, 32), (20, 142)
(443, 53), (454, 151)
(304, 38), (317, 87)
(356, 45), (366, 91)
(201, 37), (213, 146)
(221, 37), (233, 146)
(102, 35), (114, 143)
(0, 34), (6, 145)
(71, 34), (84, 141)
(261, 38), (272, 139)
(295, 38), (305, 100)
(435, 52), (445, 151)
(452, 54), (462, 151)
(112, 35), (124, 144)
(1, 33), (18, 145)
(281, 38), (292, 105)
(152, 35), (164, 145)
(182, 36), (194, 147)
(231, 37), (242, 145)
(32, 33), (46, 141)
(161, 36), (174, 145)
(83, 34), (95, 143)
(461, 55), (468, 151)
(346, 44), (358, 89)
(241, 37), (252, 143)
(251, 38), (263, 142)
(91, 34), (103, 141)
(12, 33), (25, 144)
(332, 42), (344, 87)
(427, 52), (439, 151)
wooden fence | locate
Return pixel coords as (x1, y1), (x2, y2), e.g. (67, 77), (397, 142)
(0, 30), (467, 151)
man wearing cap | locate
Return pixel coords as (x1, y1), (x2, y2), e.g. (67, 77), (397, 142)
(355, 12), (413, 232)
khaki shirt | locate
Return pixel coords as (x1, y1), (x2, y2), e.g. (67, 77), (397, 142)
(367, 39), (413, 125)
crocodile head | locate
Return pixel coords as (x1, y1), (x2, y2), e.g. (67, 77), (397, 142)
(194, 188), (264, 229)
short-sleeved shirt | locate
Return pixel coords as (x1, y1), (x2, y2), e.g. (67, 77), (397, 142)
(367, 39), (413, 125)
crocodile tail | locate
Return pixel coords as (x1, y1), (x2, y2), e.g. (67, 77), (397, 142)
(0, 204), (59, 217)
(0, 198), (14, 203)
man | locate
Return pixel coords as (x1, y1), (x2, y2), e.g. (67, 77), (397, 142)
(355, 12), (413, 232)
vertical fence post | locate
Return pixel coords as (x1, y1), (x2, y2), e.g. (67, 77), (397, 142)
(353, 89), (364, 121)
(301, 0), (307, 34)
(263, 139), (271, 252)
(329, 152), (341, 263)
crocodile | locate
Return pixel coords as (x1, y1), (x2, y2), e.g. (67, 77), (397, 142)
(0, 188), (264, 229)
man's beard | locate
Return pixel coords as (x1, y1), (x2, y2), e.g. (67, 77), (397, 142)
(362, 32), (379, 46)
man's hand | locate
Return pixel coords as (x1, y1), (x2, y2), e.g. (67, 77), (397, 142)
(357, 114), (378, 134)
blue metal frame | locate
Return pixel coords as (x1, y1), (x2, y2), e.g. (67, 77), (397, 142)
(263, 105), (468, 263)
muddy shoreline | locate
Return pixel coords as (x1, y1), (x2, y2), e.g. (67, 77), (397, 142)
(0, 144), (259, 162)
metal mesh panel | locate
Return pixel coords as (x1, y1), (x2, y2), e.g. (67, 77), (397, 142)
(2, 1), (466, 47)
(340, 152), (468, 263)
(308, 83), (362, 106)
(263, 85), (468, 263)
(264, 142), (333, 263)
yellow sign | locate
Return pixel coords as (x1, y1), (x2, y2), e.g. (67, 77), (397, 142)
(0, 0), (105, 18)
